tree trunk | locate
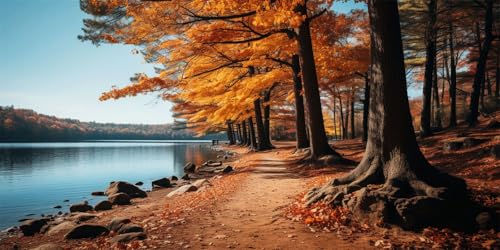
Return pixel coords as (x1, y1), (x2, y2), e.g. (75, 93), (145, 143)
(486, 70), (492, 96)
(254, 98), (272, 151)
(338, 92), (345, 140)
(241, 120), (248, 146)
(237, 123), (243, 144)
(296, 5), (341, 159)
(432, 57), (442, 129)
(227, 121), (235, 145)
(350, 89), (355, 139)
(344, 96), (350, 140)
(496, 47), (499, 98)
(362, 73), (370, 142)
(333, 96), (338, 140)
(263, 86), (274, 148)
(306, 0), (470, 230)
(420, 0), (436, 137)
(469, 0), (493, 126)
(447, 21), (457, 127)
(247, 117), (257, 150)
(292, 55), (310, 149)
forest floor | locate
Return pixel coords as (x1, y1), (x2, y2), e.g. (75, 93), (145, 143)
(1, 114), (499, 250)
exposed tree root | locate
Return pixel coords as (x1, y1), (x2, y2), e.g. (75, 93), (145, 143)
(305, 150), (478, 231)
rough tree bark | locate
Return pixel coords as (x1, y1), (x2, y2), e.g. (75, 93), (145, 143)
(338, 92), (345, 140)
(296, 4), (341, 159)
(247, 117), (257, 150)
(241, 121), (248, 146)
(254, 98), (272, 151)
(420, 0), (437, 137)
(306, 0), (472, 230)
(469, 0), (493, 126)
(263, 86), (275, 149)
(292, 55), (310, 149)
(350, 89), (355, 139)
(447, 27), (458, 127)
(432, 57), (442, 129)
(362, 73), (370, 142)
(496, 48), (499, 97)
(344, 96), (350, 140)
(226, 121), (235, 145)
(237, 123), (243, 145)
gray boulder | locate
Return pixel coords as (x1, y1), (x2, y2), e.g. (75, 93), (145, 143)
(166, 184), (198, 198)
(110, 232), (147, 243)
(117, 224), (144, 234)
(64, 224), (109, 239)
(94, 200), (112, 211)
(105, 181), (147, 198)
(108, 217), (131, 232)
(184, 162), (196, 172)
(69, 201), (93, 213)
(20, 218), (49, 236)
(46, 221), (76, 236)
(152, 177), (171, 188)
(108, 192), (131, 205)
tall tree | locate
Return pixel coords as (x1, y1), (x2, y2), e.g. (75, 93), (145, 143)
(306, 0), (470, 230)
(468, 0), (494, 126)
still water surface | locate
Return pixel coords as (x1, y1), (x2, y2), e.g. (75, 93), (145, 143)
(0, 141), (218, 229)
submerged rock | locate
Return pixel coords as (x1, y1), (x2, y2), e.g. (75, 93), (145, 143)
(69, 201), (93, 213)
(91, 191), (105, 196)
(94, 200), (112, 211)
(105, 181), (147, 198)
(135, 181), (144, 186)
(152, 177), (171, 188)
(108, 192), (131, 205)
(64, 224), (109, 239)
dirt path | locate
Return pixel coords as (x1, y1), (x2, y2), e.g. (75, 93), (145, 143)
(169, 146), (373, 249)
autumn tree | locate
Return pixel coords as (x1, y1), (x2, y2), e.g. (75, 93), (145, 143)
(306, 0), (472, 230)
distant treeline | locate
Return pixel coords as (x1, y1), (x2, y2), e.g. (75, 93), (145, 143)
(0, 106), (224, 142)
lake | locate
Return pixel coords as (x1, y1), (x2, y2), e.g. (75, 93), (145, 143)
(0, 141), (219, 230)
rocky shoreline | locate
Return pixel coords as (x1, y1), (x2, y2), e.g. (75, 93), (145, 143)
(0, 145), (236, 248)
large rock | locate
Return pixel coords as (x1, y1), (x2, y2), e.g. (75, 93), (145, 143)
(110, 232), (147, 243)
(221, 165), (234, 173)
(69, 201), (93, 213)
(71, 213), (97, 222)
(64, 224), (109, 239)
(192, 179), (210, 189)
(203, 160), (222, 167)
(152, 178), (171, 188)
(107, 217), (131, 232)
(94, 200), (112, 211)
(47, 221), (76, 236)
(117, 224), (144, 234)
(184, 162), (196, 172)
(166, 185), (198, 198)
(181, 174), (190, 180)
(108, 192), (131, 205)
(20, 218), (49, 236)
(30, 243), (63, 250)
(105, 181), (147, 198)
(171, 175), (179, 181)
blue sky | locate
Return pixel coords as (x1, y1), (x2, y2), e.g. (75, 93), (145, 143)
(0, 0), (365, 124)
